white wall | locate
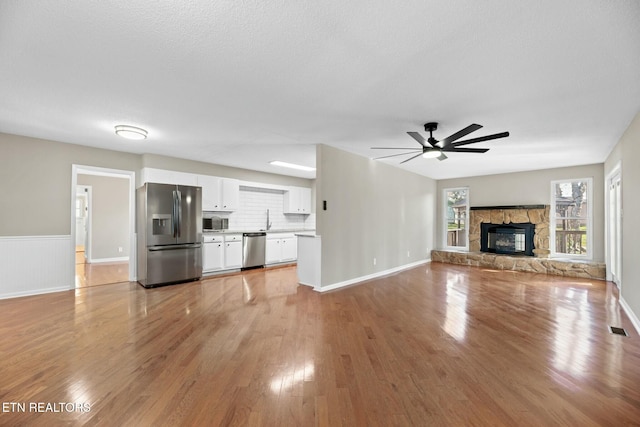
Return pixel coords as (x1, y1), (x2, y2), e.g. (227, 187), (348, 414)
(436, 163), (605, 261)
(605, 110), (640, 332)
(316, 144), (437, 288)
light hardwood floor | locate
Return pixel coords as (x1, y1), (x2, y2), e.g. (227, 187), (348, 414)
(75, 250), (129, 288)
(1, 263), (639, 425)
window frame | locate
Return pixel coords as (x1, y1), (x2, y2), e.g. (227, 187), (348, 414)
(550, 177), (593, 260)
(443, 186), (470, 251)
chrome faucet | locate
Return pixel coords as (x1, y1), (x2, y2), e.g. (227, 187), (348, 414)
(266, 209), (272, 230)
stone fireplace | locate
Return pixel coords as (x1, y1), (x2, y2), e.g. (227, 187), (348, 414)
(469, 205), (550, 258)
(431, 204), (606, 280)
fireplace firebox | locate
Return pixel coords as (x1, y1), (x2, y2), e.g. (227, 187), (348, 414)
(480, 223), (535, 256)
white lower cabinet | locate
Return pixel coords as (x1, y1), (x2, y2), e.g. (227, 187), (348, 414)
(224, 234), (243, 269)
(281, 237), (297, 261)
(266, 233), (297, 264)
(203, 235), (224, 272)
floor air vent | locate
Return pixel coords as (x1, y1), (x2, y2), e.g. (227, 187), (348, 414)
(609, 326), (628, 336)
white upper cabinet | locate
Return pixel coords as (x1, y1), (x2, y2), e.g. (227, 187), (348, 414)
(221, 178), (240, 211)
(198, 175), (239, 211)
(284, 187), (311, 214)
(142, 168), (198, 186)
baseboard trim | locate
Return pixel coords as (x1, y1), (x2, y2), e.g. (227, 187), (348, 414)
(620, 296), (640, 336)
(0, 286), (71, 301)
(88, 256), (129, 264)
(316, 259), (430, 293)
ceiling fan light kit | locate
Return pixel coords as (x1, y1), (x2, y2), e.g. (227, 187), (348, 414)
(372, 121), (509, 163)
(422, 150), (441, 159)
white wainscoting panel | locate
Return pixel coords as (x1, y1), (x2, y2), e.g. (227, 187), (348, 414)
(0, 235), (74, 299)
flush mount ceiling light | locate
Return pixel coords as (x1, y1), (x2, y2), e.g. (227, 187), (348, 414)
(269, 160), (316, 172)
(114, 125), (148, 140)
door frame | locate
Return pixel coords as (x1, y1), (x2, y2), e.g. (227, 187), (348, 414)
(604, 161), (622, 286)
(71, 165), (136, 285)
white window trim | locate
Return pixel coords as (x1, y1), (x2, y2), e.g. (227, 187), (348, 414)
(550, 178), (593, 260)
(443, 186), (469, 251)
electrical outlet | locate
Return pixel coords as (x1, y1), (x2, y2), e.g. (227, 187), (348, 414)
(118, 247), (123, 253)
(373, 257), (377, 266)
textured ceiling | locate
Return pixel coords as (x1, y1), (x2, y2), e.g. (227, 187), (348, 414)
(1, 1), (639, 179)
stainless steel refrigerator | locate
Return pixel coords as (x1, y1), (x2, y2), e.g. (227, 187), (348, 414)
(137, 183), (202, 288)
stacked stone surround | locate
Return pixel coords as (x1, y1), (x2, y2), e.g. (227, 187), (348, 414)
(431, 250), (606, 280)
(469, 205), (550, 257)
(434, 204), (606, 280)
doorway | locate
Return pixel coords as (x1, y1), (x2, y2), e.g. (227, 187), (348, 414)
(606, 164), (622, 287)
(71, 165), (136, 288)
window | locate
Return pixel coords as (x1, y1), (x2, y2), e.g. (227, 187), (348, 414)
(550, 178), (592, 258)
(444, 187), (469, 250)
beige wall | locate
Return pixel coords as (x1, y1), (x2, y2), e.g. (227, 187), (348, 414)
(605, 111), (640, 328)
(437, 163), (605, 261)
(77, 174), (130, 260)
(0, 132), (315, 238)
(316, 144), (437, 287)
(0, 133), (141, 236)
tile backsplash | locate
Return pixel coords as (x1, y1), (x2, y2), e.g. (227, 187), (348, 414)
(204, 186), (315, 231)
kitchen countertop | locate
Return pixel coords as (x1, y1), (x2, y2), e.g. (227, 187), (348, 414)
(295, 232), (318, 237)
(203, 228), (315, 235)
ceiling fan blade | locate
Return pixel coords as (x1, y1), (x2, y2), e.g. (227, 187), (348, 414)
(443, 147), (490, 153)
(450, 131), (510, 147)
(400, 152), (425, 164)
(437, 152), (448, 161)
(374, 150), (421, 160)
(371, 147), (425, 150)
(438, 124), (482, 147)
(407, 131), (429, 147)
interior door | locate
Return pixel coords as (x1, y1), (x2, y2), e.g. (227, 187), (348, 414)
(608, 174), (622, 286)
(75, 192), (87, 247)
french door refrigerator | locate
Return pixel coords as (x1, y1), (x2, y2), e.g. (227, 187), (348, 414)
(137, 183), (202, 288)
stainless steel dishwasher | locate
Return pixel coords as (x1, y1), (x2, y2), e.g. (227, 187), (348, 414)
(242, 232), (266, 269)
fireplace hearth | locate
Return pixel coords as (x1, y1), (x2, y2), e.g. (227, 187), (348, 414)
(481, 223), (535, 256)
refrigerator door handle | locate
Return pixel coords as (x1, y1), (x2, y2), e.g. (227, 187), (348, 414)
(172, 190), (178, 238)
(176, 190), (182, 238)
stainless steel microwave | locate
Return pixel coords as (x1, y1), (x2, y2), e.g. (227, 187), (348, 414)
(203, 216), (228, 231)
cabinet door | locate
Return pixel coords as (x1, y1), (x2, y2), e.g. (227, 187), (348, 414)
(266, 239), (281, 264)
(284, 187), (311, 214)
(203, 242), (224, 271)
(283, 187), (299, 214)
(198, 175), (222, 211)
(281, 237), (298, 261)
(224, 241), (242, 268)
(299, 187), (311, 213)
(221, 179), (239, 211)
